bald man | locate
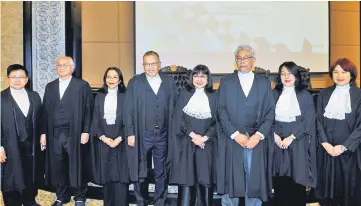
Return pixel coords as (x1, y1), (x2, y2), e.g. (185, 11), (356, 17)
(40, 56), (94, 206)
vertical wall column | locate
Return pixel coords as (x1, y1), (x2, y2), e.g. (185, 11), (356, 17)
(31, 1), (65, 97)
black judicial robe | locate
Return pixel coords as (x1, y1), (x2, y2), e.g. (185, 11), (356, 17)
(314, 85), (361, 206)
(169, 89), (217, 187)
(1, 88), (42, 192)
(216, 73), (275, 202)
(123, 73), (177, 182)
(41, 77), (94, 188)
(89, 89), (129, 184)
(271, 89), (317, 188)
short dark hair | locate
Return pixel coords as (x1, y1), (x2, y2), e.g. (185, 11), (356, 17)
(7, 64), (28, 77)
(101, 67), (126, 93)
(143, 51), (160, 61)
(185, 64), (214, 93)
(329, 58), (357, 85)
(275, 61), (307, 93)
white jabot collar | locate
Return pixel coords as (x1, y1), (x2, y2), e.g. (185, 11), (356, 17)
(275, 86), (301, 122)
(183, 88), (212, 119)
(59, 75), (72, 83)
(324, 84), (351, 120)
(146, 73), (161, 81)
(10, 87), (26, 93)
(104, 87), (118, 125)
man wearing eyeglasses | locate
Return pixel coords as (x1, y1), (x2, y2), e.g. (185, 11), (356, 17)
(124, 51), (177, 206)
(216, 45), (275, 206)
(40, 56), (93, 206)
(1, 64), (42, 206)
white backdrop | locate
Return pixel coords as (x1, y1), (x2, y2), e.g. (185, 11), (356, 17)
(135, 2), (329, 74)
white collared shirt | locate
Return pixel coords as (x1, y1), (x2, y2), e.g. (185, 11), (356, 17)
(238, 71), (255, 97)
(10, 87), (30, 117)
(59, 76), (72, 99)
(146, 74), (162, 95)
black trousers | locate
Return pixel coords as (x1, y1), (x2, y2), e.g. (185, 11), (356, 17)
(103, 181), (128, 206)
(273, 176), (306, 206)
(134, 129), (168, 206)
(178, 184), (213, 206)
(53, 132), (87, 203)
(3, 138), (37, 206)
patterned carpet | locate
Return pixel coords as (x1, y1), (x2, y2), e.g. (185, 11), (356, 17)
(0, 190), (320, 206)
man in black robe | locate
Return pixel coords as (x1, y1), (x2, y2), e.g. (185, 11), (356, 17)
(40, 56), (93, 206)
(124, 51), (177, 206)
(216, 45), (274, 206)
(1, 64), (42, 206)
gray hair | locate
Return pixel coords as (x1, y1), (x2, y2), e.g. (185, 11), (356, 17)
(234, 45), (255, 57)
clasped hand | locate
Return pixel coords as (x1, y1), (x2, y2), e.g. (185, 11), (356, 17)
(235, 133), (261, 149)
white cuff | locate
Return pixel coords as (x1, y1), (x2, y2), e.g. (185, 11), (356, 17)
(0, 146), (4, 152)
(230, 131), (240, 140)
(256, 131), (265, 140)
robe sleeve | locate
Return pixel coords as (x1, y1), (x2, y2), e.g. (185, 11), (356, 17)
(82, 82), (94, 134)
(41, 84), (50, 135)
(343, 101), (361, 152)
(292, 93), (316, 140)
(204, 117), (216, 140)
(180, 113), (194, 137)
(204, 95), (217, 139)
(90, 95), (104, 139)
(176, 91), (193, 136)
(316, 93), (328, 144)
(1, 123), (4, 150)
(123, 78), (135, 137)
(217, 78), (239, 137)
(257, 82), (275, 138)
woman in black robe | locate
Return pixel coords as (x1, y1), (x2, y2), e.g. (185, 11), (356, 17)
(89, 67), (129, 206)
(314, 58), (361, 206)
(170, 65), (217, 206)
(271, 62), (317, 206)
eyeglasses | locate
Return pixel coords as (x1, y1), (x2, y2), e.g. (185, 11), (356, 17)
(8, 76), (27, 80)
(281, 73), (293, 77)
(143, 62), (159, 67)
(235, 56), (254, 62)
(193, 75), (207, 79)
(106, 76), (119, 80)
(56, 64), (73, 68)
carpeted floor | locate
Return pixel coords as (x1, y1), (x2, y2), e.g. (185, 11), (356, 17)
(0, 190), (320, 206)
(0, 190), (105, 206)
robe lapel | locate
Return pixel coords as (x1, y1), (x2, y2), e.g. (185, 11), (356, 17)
(54, 79), (60, 101)
(2, 88), (18, 139)
(231, 73), (243, 119)
(206, 92), (215, 117)
(346, 85), (359, 130)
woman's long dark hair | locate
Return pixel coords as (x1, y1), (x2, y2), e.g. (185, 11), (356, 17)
(100, 67), (126, 93)
(185, 64), (214, 93)
(274, 61), (307, 93)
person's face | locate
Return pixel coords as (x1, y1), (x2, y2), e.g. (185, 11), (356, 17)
(280, 67), (296, 87)
(143, 54), (160, 77)
(8, 70), (28, 90)
(56, 57), (74, 79)
(105, 70), (121, 89)
(193, 72), (208, 89)
(235, 50), (255, 73)
(332, 65), (351, 86)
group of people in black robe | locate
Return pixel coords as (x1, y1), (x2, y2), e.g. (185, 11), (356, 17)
(1, 45), (361, 206)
